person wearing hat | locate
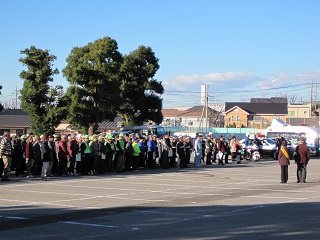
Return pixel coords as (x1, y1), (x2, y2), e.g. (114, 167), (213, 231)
(132, 137), (141, 170)
(105, 134), (116, 173)
(194, 134), (203, 167)
(294, 139), (310, 183)
(80, 135), (91, 175)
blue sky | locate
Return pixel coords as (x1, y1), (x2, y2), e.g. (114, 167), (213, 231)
(0, 0), (319, 108)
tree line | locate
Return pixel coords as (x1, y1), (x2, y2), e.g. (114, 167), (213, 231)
(18, 36), (164, 135)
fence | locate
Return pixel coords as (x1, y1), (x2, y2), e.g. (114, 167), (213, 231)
(164, 126), (259, 138)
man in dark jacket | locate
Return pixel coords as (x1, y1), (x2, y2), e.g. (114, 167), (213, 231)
(295, 139), (310, 183)
(217, 135), (226, 166)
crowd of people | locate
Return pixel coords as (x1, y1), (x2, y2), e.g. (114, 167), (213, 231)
(0, 131), (311, 183)
(0, 131), (239, 181)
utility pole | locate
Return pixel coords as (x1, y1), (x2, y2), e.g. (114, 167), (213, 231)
(205, 84), (209, 133)
(310, 80), (313, 117)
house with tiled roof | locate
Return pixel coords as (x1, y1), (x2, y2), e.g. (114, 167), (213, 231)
(0, 109), (31, 135)
(224, 101), (288, 128)
(162, 106), (223, 128)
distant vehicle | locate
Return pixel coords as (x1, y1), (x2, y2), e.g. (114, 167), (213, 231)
(117, 125), (166, 138)
(265, 119), (320, 156)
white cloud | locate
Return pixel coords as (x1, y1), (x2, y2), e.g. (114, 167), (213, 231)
(163, 72), (259, 90)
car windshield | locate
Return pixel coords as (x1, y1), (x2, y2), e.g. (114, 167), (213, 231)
(264, 138), (275, 144)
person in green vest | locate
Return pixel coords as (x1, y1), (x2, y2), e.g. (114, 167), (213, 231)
(132, 137), (141, 171)
(105, 134), (116, 173)
(80, 135), (91, 175)
(115, 133), (126, 173)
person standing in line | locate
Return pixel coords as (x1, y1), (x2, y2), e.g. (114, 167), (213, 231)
(67, 134), (78, 176)
(230, 136), (237, 162)
(184, 137), (192, 164)
(98, 136), (107, 174)
(115, 133), (125, 173)
(32, 137), (42, 175)
(25, 136), (35, 178)
(176, 135), (187, 168)
(211, 137), (218, 163)
(169, 137), (177, 167)
(224, 139), (231, 164)
(132, 137), (141, 171)
(57, 135), (69, 176)
(125, 137), (133, 170)
(40, 135), (51, 179)
(90, 135), (100, 175)
(294, 139), (310, 183)
(194, 134), (202, 167)
(105, 135), (116, 173)
(13, 138), (24, 177)
(161, 132), (172, 169)
(138, 137), (146, 168)
(0, 132), (12, 181)
(278, 140), (290, 183)
(217, 135), (226, 166)
(205, 135), (213, 165)
(147, 135), (156, 169)
(80, 135), (91, 175)
(47, 136), (56, 176)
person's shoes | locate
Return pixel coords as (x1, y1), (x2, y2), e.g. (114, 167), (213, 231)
(303, 180), (307, 183)
(237, 162), (240, 164)
(27, 175), (34, 178)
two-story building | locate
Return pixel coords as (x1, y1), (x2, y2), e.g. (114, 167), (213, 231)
(224, 102), (288, 129)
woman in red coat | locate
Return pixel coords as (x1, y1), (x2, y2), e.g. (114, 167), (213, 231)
(294, 139), (310, 183)
(278, 141), (290, 183)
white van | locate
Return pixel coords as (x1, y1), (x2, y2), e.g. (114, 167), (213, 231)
(265, 119), (320, 155)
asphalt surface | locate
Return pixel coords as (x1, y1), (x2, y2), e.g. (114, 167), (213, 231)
(1, 158), (320, 240)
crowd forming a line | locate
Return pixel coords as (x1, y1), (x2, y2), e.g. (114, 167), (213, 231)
(0, 130), (241, 181)
(0, 131), (311, 183)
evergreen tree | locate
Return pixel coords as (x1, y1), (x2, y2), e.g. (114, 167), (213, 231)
(19, 46), (64, 135)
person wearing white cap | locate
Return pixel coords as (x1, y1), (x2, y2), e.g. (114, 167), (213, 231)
(194, 135), (202, 167)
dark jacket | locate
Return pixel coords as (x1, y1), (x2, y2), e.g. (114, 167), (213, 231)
(295, 143), (310, 164)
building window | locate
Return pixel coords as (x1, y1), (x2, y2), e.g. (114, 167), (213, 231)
(288, 111), (295, 116)
(232, 116), (241, 122)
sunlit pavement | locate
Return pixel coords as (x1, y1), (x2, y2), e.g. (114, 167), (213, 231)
(1, 158), (320, 240)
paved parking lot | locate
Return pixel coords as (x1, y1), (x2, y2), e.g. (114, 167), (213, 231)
(1, 158), (320, 240)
